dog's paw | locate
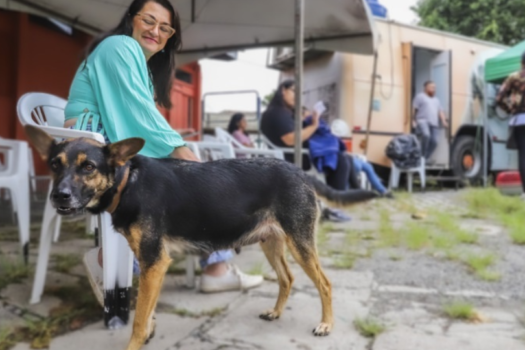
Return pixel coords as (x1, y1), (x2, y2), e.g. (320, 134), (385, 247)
(259, 309), (280, 321)
(312, 323), (332, 336)
(145, 316), (157, 344)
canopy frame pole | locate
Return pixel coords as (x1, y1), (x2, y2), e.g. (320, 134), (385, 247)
(364, 50), (379, 156)
(294, 0), (304, 168)
(483, 85), (489, 187)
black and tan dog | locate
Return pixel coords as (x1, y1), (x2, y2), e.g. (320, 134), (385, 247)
(25, 125), (377, 350)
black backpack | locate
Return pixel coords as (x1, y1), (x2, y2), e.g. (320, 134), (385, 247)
(385, 134), (422, 169)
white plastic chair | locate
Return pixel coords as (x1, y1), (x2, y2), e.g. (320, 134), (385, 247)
(215, 127), (284, 159)
(17, 93), (133, 328)
(389, 157), (426, 193)
(0, 139), (31, 263)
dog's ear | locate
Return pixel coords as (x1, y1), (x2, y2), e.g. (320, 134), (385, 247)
(107, 138), (145, 166)
(24, 125), (56, 161)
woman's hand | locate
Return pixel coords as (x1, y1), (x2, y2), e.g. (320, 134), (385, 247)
(171, 146), (200, 162)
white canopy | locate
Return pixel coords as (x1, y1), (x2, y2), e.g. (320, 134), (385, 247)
(1, 0), (377, 64)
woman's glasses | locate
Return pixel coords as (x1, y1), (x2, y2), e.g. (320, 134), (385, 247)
(136, 13), (176, 38)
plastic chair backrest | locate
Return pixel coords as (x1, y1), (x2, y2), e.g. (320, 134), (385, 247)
(17, 92), (67, 127)
(214, 127), (245, 149)
(0, 139), (28, 176)
(193, 141), (235, 161)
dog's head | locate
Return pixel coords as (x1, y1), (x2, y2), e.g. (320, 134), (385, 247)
(24, 125), (144, 215)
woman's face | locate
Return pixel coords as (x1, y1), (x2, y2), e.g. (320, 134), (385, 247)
(282, 85), (295, 108)
(132, 1), (174, 60)
(239, 117), (247, 130)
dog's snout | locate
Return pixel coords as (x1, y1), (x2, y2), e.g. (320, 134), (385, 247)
(52, 188), (72, 201)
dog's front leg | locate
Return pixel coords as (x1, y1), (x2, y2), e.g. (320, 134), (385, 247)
(126, 251), (171, 350)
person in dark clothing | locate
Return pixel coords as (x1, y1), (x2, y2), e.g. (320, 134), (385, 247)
(261, 80), (354, 189)
(496, 51), (525, 199)
(260, 80), (316, 170)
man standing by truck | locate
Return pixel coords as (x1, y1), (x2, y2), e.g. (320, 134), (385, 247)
(412, 81), (449, 162)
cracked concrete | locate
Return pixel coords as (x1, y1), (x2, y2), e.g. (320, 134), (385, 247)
(2, 191), (525, 349)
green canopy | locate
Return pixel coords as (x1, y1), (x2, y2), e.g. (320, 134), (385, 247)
(485, 40), (525, 83)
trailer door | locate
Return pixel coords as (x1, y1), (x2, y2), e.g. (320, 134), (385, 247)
(429, 50), (452, 167)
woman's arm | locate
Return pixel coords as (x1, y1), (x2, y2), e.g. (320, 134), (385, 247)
(171, 146), (200, 161)
(280, 113), (319, 146)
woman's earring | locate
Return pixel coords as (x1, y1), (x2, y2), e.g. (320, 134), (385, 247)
(162, 49), (165, 53)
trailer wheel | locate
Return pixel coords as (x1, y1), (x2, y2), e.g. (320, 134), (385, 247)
(451, 135), (483, 180)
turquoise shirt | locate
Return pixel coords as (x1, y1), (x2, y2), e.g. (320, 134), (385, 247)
(65, 35), (186, 158)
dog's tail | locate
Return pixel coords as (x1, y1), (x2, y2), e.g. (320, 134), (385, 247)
(307, 176), (378, 207)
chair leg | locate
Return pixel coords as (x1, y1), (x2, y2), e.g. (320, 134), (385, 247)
(30, 187), (59, 304)
(15, 178), (30, 265)
(100, 213), (132, 329)
(52, 215), (62, 243)
(86, 214), (97, 235)
(407, 173), (413, 193)
(185, 255), (196, 288)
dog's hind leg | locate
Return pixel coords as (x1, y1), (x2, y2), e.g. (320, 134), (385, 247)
(126, 250), (171, 350)
(259, 237), (294, 321)
(285, 233), (333, 336)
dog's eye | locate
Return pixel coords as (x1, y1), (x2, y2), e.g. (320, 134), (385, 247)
(50, 160), (60, 170)
(84, 163), (95, 172)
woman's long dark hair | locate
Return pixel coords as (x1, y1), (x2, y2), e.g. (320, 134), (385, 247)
(227, 113), (246, 134)
(268, 80), (295, 108)
(85, 0), (182, 109)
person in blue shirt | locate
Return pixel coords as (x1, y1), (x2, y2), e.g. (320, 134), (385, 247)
(65, 0), (263, 304)
(303, 107), (391, 197)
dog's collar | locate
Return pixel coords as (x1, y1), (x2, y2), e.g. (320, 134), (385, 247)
(105, 163), (131, 214)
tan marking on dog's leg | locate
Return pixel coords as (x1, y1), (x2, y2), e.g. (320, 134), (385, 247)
(286, 234), (333, 336)
(126, 251), (171, 350)
(259, 237), (294, 321)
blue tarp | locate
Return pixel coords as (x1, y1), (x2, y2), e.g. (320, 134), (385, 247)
(366, 0), (388, 18)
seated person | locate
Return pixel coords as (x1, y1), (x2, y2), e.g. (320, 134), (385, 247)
(228, 113), (254, 147)
(260, 80), (313, 170)
(261, 81), (351, 222)
(303, 110), (391, 197)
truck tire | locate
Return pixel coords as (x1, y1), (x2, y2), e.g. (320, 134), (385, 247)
(451, 135), (484, 180)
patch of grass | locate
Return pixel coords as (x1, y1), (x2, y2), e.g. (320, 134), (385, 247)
(0, 256), (31, 290)
(464, 188), (524, 219)
(443, 302), (476, 321)
(52, 254), (81, 274)
(353, 317), (386, 338)
(360, 213), (372, 221)
(500, 214), (525, 245)
(247, 262), (264, 276)
(332, 253), (355, 269)
(477, 270), (501, 282)
(2, 278), (104, 349)
(404, 223), (430, 250)
(377, 209), (401, 247)
(462, 253), (499, 281)
(463, 253), (495, 273)
(317, 223), (333, 248)
(0, 327), (17, 350)
(432, 212), (478, 245)
(464, 188), (525, 245)
(394, 192), (416, 213)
